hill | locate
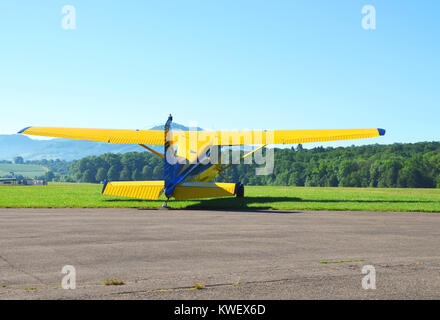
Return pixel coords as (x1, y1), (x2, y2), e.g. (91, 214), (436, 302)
(0, 163), (48, 178)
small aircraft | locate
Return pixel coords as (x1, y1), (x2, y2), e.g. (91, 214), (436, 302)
(19, 115), (385, 204)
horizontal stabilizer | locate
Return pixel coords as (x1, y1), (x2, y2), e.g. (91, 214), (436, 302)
(102, 181), (164, 200)
(173, 182), (238, 200)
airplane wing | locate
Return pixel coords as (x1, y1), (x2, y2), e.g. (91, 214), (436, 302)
(19, 126), (385, 146)
(18, 127), (165, 145)
(172, 128), (386, 146)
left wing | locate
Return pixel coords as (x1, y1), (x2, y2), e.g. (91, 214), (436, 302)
(18, 127), (164, 145)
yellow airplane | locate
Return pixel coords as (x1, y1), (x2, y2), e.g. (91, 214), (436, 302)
(18, 115), (385, 203)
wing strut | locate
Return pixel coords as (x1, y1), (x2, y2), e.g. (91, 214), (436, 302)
(139, 144), (165, 159)
(220, 144), (267, 172)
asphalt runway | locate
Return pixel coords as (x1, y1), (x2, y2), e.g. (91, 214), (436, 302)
(0, 208), (439, 299)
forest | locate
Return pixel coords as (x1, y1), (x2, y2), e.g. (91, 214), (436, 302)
(43, 141), (440, 188)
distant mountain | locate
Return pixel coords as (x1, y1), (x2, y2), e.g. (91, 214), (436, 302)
(150, 123), (203, 131)
(0, 123), (201, 161)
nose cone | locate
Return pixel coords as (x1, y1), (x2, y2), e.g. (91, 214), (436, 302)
(378, 128), (386, 136)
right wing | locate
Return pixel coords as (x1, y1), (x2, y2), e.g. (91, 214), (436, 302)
(172, 128), (386, 146)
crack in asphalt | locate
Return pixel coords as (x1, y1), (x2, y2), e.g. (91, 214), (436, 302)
(110, 277), (300, 296)
(0, 254), (46, 285)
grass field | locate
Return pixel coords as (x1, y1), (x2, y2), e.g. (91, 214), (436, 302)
(0, 183), (439, 212)
(0, 163), (48, 178)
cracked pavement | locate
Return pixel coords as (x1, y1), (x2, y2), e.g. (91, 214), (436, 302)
(0, 208), (439, 299)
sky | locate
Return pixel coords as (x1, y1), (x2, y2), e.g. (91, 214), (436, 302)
(0, 1), (438, 148)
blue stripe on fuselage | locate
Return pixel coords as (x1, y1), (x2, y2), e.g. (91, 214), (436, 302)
(164, 160), (214, 197)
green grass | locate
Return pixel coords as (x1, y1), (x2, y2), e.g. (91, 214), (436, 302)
(320, 259), (367, 264)
(193, 283), (206, 290)
(0, 163), (48, 178)
(0, 183), (439, 212)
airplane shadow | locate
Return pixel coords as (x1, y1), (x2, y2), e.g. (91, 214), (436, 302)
(103, 196), (301, 212)
(184, 197), (301, 211)
(182, 197), (439, 211)
(103, 197), (439, 211)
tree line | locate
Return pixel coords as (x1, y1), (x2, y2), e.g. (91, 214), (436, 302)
(0, 158), (71, 181)
(60, 141), (440, 188)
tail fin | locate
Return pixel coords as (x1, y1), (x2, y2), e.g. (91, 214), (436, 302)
(163, 114), (183, 197)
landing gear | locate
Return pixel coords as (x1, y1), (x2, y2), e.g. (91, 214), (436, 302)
(236, 183), (244, 198)
(160, 198), (171, 209)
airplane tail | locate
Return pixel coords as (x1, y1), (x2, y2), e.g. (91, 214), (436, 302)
(163, 114), (183, 197)
(101, 115), (244, 201)
(101, 180), (243, 200)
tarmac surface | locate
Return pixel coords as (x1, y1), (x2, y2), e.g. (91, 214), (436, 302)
(0, 208), (439, 299)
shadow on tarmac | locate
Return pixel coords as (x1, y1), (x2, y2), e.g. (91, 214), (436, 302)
(104, 195), (439, 212)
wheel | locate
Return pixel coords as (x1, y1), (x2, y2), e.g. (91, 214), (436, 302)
(236, 183), (244, 198)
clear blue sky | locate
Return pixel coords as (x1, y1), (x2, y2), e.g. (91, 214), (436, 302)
(0, 1), (438, 147)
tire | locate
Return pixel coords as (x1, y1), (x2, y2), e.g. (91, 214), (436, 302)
(236, 183), (244, 198)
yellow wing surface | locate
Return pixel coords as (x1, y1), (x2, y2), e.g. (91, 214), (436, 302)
(19, 126), (384, 146)
(172, 128), (385, 146)
(18, 127), (164, 145)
